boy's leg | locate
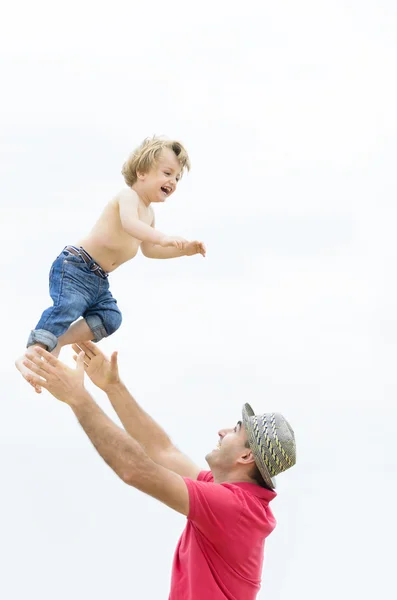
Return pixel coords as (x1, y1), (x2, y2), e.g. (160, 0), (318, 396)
(55, 289), (123, 355)
(81, 286), (123, 348)
(16, 251), (93, 391)
(16, 314), (90, 390)
(16, 317), (94, 390)
(53, 318), (95, 357)
(18, 251), (122, 392)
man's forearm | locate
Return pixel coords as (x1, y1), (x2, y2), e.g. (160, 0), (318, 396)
(71, 391), (152, 483)
(105, 382), (174, 459)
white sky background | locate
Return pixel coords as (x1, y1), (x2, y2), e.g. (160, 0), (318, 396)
(0, 0), (396, 598)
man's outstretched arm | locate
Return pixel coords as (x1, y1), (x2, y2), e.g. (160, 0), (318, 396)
(23, 348), (191, 515)
(106, 381), (201, 479)
(73, 391), (190, 515)
(71, 342), (202, 479)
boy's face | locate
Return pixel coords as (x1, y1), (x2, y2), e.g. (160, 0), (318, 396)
(138, 148), (183, 203)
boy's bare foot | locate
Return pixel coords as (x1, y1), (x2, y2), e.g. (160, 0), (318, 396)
(15, 354), (42, 393)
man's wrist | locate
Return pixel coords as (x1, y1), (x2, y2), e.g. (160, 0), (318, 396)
(68, 388), (93, 410)
(104, 380), (125, 396)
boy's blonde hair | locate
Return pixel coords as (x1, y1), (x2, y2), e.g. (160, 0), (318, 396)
(122, 136), (191, 187)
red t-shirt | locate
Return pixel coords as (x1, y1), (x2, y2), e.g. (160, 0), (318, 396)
(169, 471), (277, 600)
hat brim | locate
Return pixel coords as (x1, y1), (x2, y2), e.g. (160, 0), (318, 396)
(242, 403), (275, 489)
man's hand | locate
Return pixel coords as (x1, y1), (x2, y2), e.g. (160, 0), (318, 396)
(182, 240), (206, 257)
(159, 235), (187, 250)
(23, 347), (86, 405)
(71, 341), (120, 393)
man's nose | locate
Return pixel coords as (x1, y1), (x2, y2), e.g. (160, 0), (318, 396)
(218, 428), (232, 437)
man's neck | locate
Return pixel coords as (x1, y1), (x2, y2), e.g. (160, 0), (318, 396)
(211, 471), (257, 486)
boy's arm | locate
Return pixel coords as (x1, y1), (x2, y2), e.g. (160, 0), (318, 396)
(118, 189), (165, 243)
(119, 189), (183, 249)
(141, 213), (206, 259)
(142, 240), (206, 258)
(141, 242), (187, 259)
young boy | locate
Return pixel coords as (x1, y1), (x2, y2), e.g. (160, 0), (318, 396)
(16, 136), (206, 392)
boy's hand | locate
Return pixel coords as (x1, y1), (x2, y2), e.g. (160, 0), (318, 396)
(182, 240), (206, 257)
(159, 236), (187, 250)
(72, 341), (120, 393)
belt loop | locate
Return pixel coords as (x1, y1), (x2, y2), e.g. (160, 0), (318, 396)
(65, 245), (108, 279)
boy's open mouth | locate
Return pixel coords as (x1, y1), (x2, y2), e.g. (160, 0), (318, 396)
(161, 186), (171, 195)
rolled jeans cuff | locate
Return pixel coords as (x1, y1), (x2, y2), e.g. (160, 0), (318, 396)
(85, 314), (108, 343)
(27, 329), (58, 352)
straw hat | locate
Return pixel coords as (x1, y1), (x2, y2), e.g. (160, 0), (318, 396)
(242, 403), (296, 489)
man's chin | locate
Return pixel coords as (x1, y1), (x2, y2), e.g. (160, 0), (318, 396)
(205, 449), (217, 466)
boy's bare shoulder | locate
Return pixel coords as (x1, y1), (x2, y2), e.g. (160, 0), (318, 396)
(113, 187), (140, 206)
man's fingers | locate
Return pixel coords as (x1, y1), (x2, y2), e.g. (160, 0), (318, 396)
(110, 351), (118, 369)
(25, 372), (47, 389)
(72, 343), (85, 357)
(73, 355), (89, 369)
(24, 351), (52, 374)
(84, 342), (98, 357)
(72, 343), (92, 360)
(76, 351), (86, 373)
(84, 341), (97, 352)
(33, 346), (60, 367)
(23, 358), (49, 379)
(73, 341), (97, 358)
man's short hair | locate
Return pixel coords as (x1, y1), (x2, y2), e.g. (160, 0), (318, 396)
(245, 440), (273, 490)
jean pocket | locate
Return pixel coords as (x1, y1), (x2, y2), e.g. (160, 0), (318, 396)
(62, 259), (93, 298)
(62, 250), (85, 266)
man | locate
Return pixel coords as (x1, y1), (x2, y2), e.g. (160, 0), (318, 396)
(23, 342), (296, 600)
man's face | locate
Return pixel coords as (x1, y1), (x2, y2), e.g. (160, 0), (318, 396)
(138, 148), (182, 203)
(206, 420), (251, 472)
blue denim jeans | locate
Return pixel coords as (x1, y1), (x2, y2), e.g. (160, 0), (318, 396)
(27, 247), (122, 352)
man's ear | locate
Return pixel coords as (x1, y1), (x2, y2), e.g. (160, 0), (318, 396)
(237, 449), (256, 466)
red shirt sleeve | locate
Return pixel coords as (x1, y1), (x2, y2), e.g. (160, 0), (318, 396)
(183, 471), (247, 546)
